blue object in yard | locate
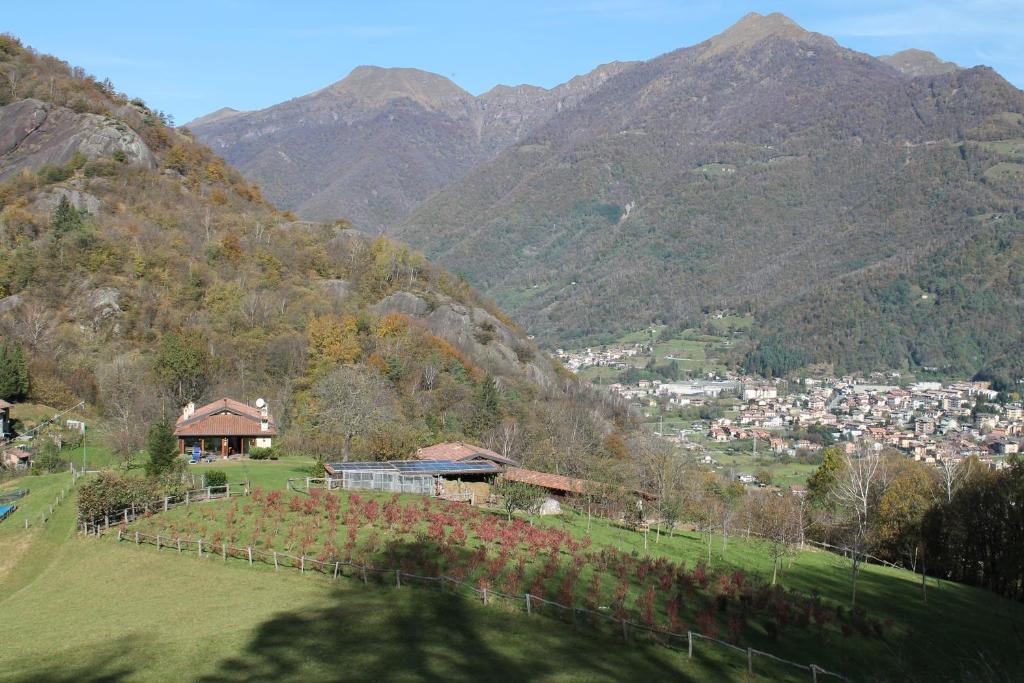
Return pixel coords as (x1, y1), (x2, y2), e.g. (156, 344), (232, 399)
(191, 445), (201, 463)
(0, 504), (16, 523)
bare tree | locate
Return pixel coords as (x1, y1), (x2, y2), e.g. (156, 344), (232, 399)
(98, 356), (161, 469)
(830, 446), (886, 606)
(14, 301), (54, 350)
(937, 456), (974, 503)
(1, 67), (23, 98)
(486, 418), (523, 463)
(312, 365), (395, 461)
(748, 491), (804, 585)
(632, 434), (688, 542)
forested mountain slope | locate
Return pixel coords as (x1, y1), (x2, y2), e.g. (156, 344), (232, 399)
(0, 35), (628, 475)
(394, 13), (1024, 377)
(187, 62), (633, 230)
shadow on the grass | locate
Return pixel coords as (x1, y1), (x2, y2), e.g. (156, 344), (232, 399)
(8, 639), (136, 683)
(199, 587), (723, 682)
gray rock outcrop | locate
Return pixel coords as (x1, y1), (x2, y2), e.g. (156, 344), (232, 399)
(0, 99), (155, 180)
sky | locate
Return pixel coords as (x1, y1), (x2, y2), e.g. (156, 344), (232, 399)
(5, 0), (1023, 124)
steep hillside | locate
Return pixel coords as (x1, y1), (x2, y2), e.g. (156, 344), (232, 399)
(186, 62), (633, 229)
(393, 13), (1024, 375)
(0, 35), (629, 474)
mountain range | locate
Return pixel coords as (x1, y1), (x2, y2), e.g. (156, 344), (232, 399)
(190, 13), (1024, 379)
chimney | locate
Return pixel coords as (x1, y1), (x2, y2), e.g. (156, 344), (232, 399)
(260, 417), (269, 432)
(182, 401), (195, 420)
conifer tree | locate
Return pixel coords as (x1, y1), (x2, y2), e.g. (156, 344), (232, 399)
(145, 419), (178, 477)
(0, 343), (30, 401)
(51, 195), (82, 235)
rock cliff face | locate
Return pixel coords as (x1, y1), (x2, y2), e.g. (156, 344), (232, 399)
(0, 98), (155, 179)
(372, 291), (557, 389)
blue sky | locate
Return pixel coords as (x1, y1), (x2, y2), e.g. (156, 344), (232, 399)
(6, 1), (1023, 124)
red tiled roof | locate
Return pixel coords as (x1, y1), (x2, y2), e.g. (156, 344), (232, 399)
(414, 442), (517, 466)
(503, 467), (587, 494)
(176, 398), (264, 426)
(174, 397), (276, 437)
(174, 413), (277, 437)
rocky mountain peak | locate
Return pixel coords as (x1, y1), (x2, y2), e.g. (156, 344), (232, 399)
(702, 12), (837, 57)
(320, 65), (472, 111)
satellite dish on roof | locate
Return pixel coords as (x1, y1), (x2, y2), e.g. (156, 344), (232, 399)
(255, 398), (266, 409)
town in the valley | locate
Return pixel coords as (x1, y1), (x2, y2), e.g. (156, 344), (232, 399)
(558, 334), (1020, 489)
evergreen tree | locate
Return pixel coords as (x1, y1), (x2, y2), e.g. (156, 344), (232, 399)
(145, 419), (178, 477)
(51, 195), (82, 235)
(472, 375), (500, 434)
(0, 343), (30, 401)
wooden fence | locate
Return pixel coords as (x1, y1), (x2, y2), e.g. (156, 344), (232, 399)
(79, 484), (245, 534)
(110, 528), (851, 682)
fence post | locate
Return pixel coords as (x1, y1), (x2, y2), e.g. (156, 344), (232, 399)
(334, 561), (340, 579)
(25, 518), (29, 529)
(223, 544), (227, 561)
(395, 570), (401, 587)
(747, 647), (753, 674)
(688, 631), (693, 658)
(482, 587), (489, 606)
(273, 551), (278, 570)
(199, 538), (203, 557)
(621, 619), (628, 642)
(206, 486), (211, 500)
(123, 509), (128, 524)
(156, 535), (161, 550)
(177, 538), (182, 553)
(248, 547), (253, 566)
(185, 490), (190, 505)
(301, 556), (305, 573)
(117, 529), (122, 542)
(526, 593), (532, 615)
(361, 565), (367, 585)
(811, 664), (819, 683)
(164, 496), (169, 512)
(135, 531), (139, 545)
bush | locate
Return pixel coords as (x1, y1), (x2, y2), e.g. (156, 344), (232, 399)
(83, 159), (118, 177)
(38, 164), (73, 183)
(78, 472), (160, 520)
(204, 470), (227, 488)
(247, 446), (277, 460)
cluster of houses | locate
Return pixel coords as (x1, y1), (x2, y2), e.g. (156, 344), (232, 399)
(600, 370), (1022, 472)
(709, 378), (1018, 467)
(610, 378), (742, 406)
(555, 343), (647, 372)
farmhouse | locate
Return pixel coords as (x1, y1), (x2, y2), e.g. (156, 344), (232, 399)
(173, 398), (276, 458)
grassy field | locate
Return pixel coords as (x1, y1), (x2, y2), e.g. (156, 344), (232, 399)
(2, 462), (1023, 681)
(0, 465), (761, 682)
